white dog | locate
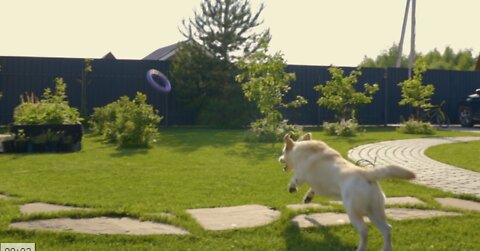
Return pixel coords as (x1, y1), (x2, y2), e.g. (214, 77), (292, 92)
(279, 133), (415, 251)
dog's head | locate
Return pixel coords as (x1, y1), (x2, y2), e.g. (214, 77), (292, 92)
(278, 132), (312, 172)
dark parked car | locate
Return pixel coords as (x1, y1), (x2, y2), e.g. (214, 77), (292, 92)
(458, 89), (480, 127)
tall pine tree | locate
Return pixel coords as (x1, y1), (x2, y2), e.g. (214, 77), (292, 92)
(181, 0), (270, 62)
(172, 0), (269, 127)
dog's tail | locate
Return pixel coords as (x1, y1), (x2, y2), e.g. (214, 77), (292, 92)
(364, 165), (416, 181)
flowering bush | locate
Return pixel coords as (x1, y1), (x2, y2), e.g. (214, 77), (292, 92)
(13, 78), (81, 125)
(90, 92), (162, 148)
(323, 119), (359, 137)
(397, 118), (435, 135)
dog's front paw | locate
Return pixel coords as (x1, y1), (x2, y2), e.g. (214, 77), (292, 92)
(288, 186), (297, 193)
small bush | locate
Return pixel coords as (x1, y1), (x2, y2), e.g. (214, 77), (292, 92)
(397, 119), (436, 135)
(245, 119), (302, 142)
(323, 120), (359, 137)
(89, 92), (162, 148)
(13, 78), (81, 125)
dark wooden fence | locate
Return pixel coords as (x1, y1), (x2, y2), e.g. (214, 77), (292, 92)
(1, 56), (480, 126)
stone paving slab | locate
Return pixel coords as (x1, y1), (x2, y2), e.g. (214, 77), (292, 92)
(9, 217), (189, 235)
(329, 197), (425, 206)
(144, 212), (177, 219)
(20, 202), (90, 214)
(385, 196), (425, 206)
(187, 204), (280, 231)
(435, 198), (480, 212)
(0, 134), (14, 152)
(384, 208), (461, 220)
(286, 203), (327, 210)
(348, 137), (480, 197)
(292, 213), (369, 227)
(293, 208), (461, 228)
(0, 194), (15, 200)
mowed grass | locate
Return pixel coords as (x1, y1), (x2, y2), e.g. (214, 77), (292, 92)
(425, 139), (480, 173)
(0, 127), (479, 250)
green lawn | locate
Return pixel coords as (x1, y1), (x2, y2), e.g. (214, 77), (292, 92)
(425, 140), (480, 173)
(0, 127), (479, 250)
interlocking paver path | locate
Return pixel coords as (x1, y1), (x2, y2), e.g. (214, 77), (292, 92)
(348, 137), (480, 197)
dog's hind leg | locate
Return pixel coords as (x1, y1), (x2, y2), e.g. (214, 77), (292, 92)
(346, 210), (368, 251)
(369, 210), (392, 251)
(303, 188), (315, 203)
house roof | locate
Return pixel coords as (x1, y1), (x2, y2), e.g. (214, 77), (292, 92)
(143, 43), (179, 61)
(102, 52), (116, 60)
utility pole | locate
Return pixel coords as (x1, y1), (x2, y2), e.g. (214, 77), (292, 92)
(396, 0), (410, 68)
(396, 0), (416, 78)
(408, 0), (416, 78)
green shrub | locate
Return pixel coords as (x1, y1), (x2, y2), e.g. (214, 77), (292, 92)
(397, 119), (436, 135)
(398, 57), (435, 120)
(236, 42), (306, 142)
(90, 92), (162, 148)
(245, 119), (302, 142)
(13, 78), (81, 125)
(323, 119), (359, 137)
(314, 66), (379, 122)
(90, 101), (118, 140)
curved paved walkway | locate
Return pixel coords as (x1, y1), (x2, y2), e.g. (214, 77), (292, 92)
(348, 137), (480, 197)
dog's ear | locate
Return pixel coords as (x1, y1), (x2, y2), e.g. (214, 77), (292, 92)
(298, 133), (312, 141)
(284, 132), (294, 150)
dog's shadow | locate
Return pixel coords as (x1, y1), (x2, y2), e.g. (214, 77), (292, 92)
(283, 223), (356, 251)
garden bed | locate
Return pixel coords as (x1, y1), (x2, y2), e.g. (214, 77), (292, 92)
(2, 124), (83, 153)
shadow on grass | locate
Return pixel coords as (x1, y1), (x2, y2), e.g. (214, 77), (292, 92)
(110, 148), (149, 157)
(225, 141), (280, 163)
(283, 224), (355, 251)
(155, 128), (245, 153)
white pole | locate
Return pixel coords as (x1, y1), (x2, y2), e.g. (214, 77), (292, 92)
(408, 0), (416, 78)
(396, 0), (411, 68)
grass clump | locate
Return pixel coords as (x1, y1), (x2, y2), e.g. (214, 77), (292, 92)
(245, 119), (302, 142)
(397, 119), (435, 135)
(323, 120), (359, 137)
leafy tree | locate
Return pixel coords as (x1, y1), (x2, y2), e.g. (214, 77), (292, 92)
(314, 67), (379, 122)
(360, 44), (476, 70)
(236, 42), (306, 141)
(181, 0), (270, 62)
(360, 44), (408, 68)
(398, 57), (435, 120)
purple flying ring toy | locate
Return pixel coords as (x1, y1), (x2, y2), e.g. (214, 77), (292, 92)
(146, 69), (172, 93)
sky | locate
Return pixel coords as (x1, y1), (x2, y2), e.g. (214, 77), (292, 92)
(1, 0), (479, 67)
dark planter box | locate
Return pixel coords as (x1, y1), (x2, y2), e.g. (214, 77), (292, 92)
(5, 124), (83, 153)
